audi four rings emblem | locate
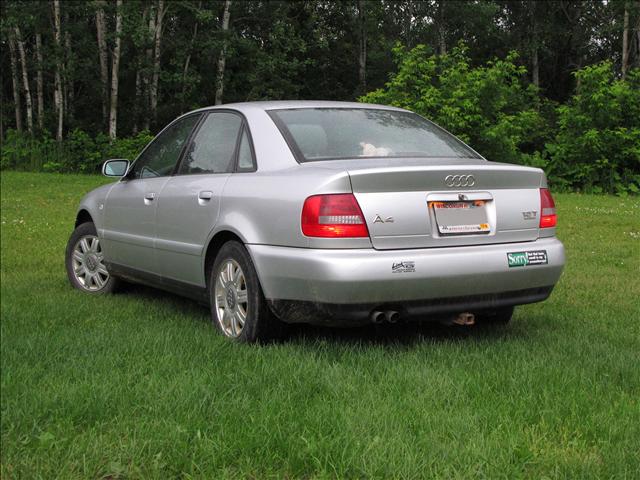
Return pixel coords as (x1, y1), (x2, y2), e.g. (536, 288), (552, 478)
(444, 174), (475, 187)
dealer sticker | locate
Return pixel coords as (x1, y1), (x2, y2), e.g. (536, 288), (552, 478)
(392, 261), (416, 273)
(507, 250), (548, 267)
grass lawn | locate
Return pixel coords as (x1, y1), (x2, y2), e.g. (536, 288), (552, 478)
(1, 171), (639, 478)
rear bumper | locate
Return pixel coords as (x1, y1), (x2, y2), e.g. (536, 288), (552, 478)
(247, 237), (565, 323)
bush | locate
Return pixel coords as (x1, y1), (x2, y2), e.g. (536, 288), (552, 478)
(360, 44), (640, 194)
(545, 63), (640, 194)
(0, 130), (153, 174)
(360, 43), (550, 166)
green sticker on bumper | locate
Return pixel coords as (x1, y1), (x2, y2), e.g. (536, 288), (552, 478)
(507, 250), (548, 267)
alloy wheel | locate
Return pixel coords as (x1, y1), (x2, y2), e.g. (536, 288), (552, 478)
(71, 235), (109, 291)
(214, 259), (249, 337)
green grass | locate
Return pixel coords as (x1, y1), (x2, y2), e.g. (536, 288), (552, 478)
(1, 171), (639, 479)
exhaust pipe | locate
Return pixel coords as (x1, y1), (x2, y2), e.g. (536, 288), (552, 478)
(385, 311), (400, 323)
(452, 312), (475, 326)
(371, 310), (385, 324)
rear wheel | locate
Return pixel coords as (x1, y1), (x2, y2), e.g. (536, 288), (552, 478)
(209, 241), (282, 343)
(65, 222), (119, 294)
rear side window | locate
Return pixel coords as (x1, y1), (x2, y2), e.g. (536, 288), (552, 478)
(236, 128), (255, 171)
(179, 112), (242, 175)
(268, 108), (480, 162)
(130, 114), (200, 179)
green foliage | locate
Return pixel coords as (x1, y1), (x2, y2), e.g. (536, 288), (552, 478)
(361, 44), (549, 166)
(0, 130), (153, 174)
(545, 64), (640, 194)
(0, 130), (63, 172)
(361, 45), (640, 194)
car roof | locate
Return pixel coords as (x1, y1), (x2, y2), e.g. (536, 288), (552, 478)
(188, 100), (408, 115)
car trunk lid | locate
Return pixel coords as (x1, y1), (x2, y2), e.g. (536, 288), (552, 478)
(344, 160), (544, 250)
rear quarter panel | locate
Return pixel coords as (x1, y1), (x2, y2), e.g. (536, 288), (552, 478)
(217, 167), (371, 248)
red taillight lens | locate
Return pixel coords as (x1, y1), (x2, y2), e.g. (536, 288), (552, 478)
(301, 194), (369, 237)
(539, 188), (557, 228)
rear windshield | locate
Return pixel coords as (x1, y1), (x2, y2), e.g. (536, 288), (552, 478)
(268, 108), (480, 162)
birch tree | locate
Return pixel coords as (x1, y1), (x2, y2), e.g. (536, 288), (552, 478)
(109, 0), (123, 140)
(143, 3), (156, 131)
(52, 0), (64, 141)
(95, 0), (109, 128)
(622, 2), (630, 78)
(215, 0), (232, 105)
(358, 0), (367, 93)
(150, 0), (166, 124)
(530, 0), (540, 87)
(437, 0), (446, 56)
(14, 27), (34, 134)
(181, 1), (201, 113)
(7, 32), (23, 133)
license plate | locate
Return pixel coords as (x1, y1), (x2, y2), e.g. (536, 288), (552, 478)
(430, 201), (490, 235)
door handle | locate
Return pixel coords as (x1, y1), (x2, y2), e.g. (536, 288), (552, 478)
(144, 192), (156, 203)
(198, 191), (213, 200)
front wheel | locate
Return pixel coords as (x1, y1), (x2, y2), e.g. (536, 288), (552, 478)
(65, 222), (119, 294)
(209, 241), (282, 343)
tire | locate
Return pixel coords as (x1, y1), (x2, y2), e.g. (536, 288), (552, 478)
(65, 222), (120, 294)
(209, 241), (283, 343)
(478, 306), (515, 326)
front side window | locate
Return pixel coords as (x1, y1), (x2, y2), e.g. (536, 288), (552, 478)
(130, 114), (200, 179)
(268, 108), (480, 162)
(179, 112), (243, 175)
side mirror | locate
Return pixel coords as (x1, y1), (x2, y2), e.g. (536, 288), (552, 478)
(102, 159), (130, 177)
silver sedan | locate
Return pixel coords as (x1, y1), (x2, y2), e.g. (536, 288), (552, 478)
(66, 101), (565, 342)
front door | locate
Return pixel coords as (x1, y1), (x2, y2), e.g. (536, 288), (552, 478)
(155, 111), (245, 286)
(102, 114), (201, 275)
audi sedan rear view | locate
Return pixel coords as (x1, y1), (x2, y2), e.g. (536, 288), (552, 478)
(66, 101), (565, 342)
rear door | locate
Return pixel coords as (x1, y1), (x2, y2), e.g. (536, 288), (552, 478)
(102, 114), (200, 274)
(155, 111), (247, 286)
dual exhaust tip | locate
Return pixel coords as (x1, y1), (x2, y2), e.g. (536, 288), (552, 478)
(370, 310), (476, 326)
(371, 310), (400, 324)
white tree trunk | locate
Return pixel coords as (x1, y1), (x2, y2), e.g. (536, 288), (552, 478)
(181, 2), (201, 113)
(622, 2), (630, 78)
(35, 33), (45, 131)
(14, 27), (34, 134)
(358, 0), (367, 93)
(52, 0), (64, 141)
(143, 4), (156, 131)
(215, 0), (232, 105)
(8, 33), (23, 133)
(96, 0), (110, 129)
(150, 0), (166, 123)
(109, 0), (123, 140)
(437, 0), (446, 55)
(531, 0), (539, 88)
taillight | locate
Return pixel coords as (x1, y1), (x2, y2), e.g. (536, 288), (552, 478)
(301, 194), (369, 237)
(539, 188), (557, 228)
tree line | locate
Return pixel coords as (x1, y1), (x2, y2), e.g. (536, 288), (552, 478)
(1, 1), (639, 192)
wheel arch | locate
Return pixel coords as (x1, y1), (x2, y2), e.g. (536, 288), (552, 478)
(75, 209), (94, 227)
(203, 230), (246, 287)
